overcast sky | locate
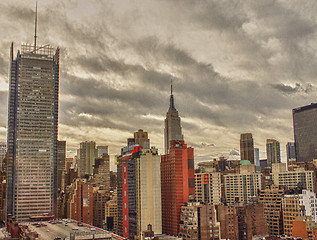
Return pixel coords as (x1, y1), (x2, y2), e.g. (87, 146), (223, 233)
(1, 0), (317, 169)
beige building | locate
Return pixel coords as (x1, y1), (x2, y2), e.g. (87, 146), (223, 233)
(282, 195), (301, 236)
(136, 147), (162, 236)
(271, 163), (315, 192)
(223, 164), (262, 205)
(78, 141), (98, 177)
(195, 172), (221, 205)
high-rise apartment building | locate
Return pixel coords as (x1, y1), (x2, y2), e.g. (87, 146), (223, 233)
(266, 139), (281, 169)
(78, 141), (97, 177)
(259, 185), (285, 236)
(57, 140), (66, 190)
(271, 163), (315, 192)
(7, 38), (60, 220)
(0, 143), (6, 169)
(161, 140), (195, 236)
(223, 164), (262, 205)
(164, 83), (183, 154)
(195, 172), (222, 205)
(293, 103), (317, 162)
(240, 133), (255, 164)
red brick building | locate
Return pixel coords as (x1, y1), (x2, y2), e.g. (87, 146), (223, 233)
(292, 216), (317, 239)
(161, 140), (195, 236)
(69, 179), (93, 224)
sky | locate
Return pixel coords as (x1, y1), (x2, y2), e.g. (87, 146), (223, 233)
(1, 0), (317, 170)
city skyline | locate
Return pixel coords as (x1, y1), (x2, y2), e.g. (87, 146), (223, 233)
(1, 1), (317, 168)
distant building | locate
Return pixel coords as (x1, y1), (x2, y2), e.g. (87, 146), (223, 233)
(134, 129), (150, 149)
(97, 146), (108, 157)
(195, 172), (222, 205)
(78, 141), (97, 177)
(164, 82), (184, 154)
(93, 188), (110, 228)
(286, 142), (296, 164)
(266, 139), (281, 169)
(259, 185), (285, 236)
(254, 148), (260, 172)
(271, 163), (315, 192)
(240, 133), (255, 164)
(161, 140), (195, 236)
(179, 202), (220, 240)
(93, 154), (110, 190)
(105, 197), (117, 233)
(282, 194), (302, 236)
(292, 216), (317, 239)
(0, 143), (6, 169)
(293, 103), (317, 162)
(57, 141), (66, 190)
(223, 164), (262, 205)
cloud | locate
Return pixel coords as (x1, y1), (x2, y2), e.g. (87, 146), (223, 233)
(271, 82), (314, 95)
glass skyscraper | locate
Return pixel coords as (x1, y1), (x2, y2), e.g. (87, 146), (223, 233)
(7, 43), (59, 221)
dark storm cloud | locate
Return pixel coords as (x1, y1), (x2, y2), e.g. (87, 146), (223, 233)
(271, 82), (314, 95)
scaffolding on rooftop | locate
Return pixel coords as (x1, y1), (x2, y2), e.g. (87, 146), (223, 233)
(21, 43), (54, 58)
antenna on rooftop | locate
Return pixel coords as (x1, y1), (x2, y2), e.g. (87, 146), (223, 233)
(34, 1), (38, 51)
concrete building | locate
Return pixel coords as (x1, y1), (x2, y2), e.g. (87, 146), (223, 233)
(136, 147), (162, 235)
(93, 188), (110, 228)
(282, 194), (302, 236)
(266, 139), (281, 169)
(134, 129), (150, 149)
(195, 172), (222, 205)
(179, 202), (220, 240)
(259, 185), (285, 236)
(97, 145), (108, 157)
(105, 197), (117, 233)
(7, 40), (60, 221)
(68, 178), (94, 225)
(161, 140), (195, 236)
(223, 164), (262, 205)
(293, 103), (317, 162)
(93, 154), (110, 190)
(164, 82), (184, 154)
(78, 141), (98, 177)
(240, 133), (255, 164)
(271, 163), (315, 192)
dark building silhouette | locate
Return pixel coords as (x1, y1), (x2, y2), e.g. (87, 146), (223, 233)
(240, 133), (255, 164)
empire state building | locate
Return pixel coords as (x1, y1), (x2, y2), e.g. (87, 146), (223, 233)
(164, 83), (184, 154)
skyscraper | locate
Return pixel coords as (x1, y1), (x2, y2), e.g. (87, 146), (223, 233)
(254, 147), (260, 172)
(78, 141), (97, 177)
(286, 142), (296, 165)
(7, 9), (60, 220)
(57, 140), (66, 190)
(240, 133), (254, 164)
(164, 82), (183, 154)
(266, 139), (281, 169)
(293, 103), (317, 162)
(161, 140), (195, 236)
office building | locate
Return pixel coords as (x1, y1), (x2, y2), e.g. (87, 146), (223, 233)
(240, 133), (255, 164)
(179, 202), (220, 240)
(223, 164), (262, 205)
(136, 147), (162, 235)
(93, 154), (110, 189)
(78, 141), (97, 177)
(259, 185), (285, 236)
(134, 129), (150, 149)
(57, 140), (66, 190)
(286, 142), (296, 164)
(195, 172), (222, 205)
(266, 139), (281, 169)
(271, 163), (315, 192)
(164, 83), (183, 154)
(293, 103), (317, 162)
(7, 26), (60, 221)
(161, 140), (195, 236)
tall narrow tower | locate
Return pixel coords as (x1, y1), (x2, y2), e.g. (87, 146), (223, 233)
(164, 82), (183, 154)
(240, 133), (255, 164)
(7, 5), (60, 221)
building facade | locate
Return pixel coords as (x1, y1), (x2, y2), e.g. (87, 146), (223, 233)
(78, 141), (97, 177)
(266, 139), (281, 169)
(57, 140), (66, 190)
(161, 140), (195, 236)
(286, 142), (296, 164)
(240, 133), (255, 164)
(7, 43), (59, 221)
(293, 103), (317, 162)
(0, 143), (6, 169)
(195, 172), (222, 205)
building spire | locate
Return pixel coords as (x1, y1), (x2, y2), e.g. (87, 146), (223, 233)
(169, 79), (176, 111)
(34, 1), (38, 51)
